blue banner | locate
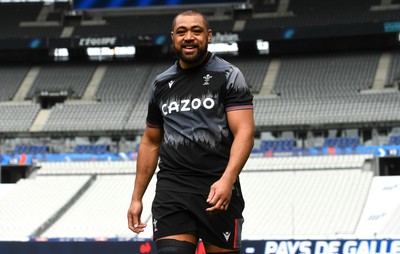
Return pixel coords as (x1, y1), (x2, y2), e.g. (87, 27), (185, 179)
(1, 145), (399, 166)
(74, 0), (247, 10)
(1, 239), (400, 254)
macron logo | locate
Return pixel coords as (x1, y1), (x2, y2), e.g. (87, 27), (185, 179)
(168, 80), (175, 88)
(223, 232), (231, 242)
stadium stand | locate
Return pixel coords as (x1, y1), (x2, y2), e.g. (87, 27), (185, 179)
(1, 1), (400, 251)
(14, 144), (47, 155)
(72, 13), (236, 38)
(36, 160), (136, 175)
(1, 0), (399, 40)
(323, 136), (360, 148)
(0, 2), (63, 39)
(26, 63), (97, 100)
(42, 101), (133, 132)
(0, 65), (30, 101)
(253, 92), (400, 128)
(40, 174), (156, 239)
(94, 61), (154, 101)
(0, 103), (41, 133)
(0, 154), (375, 240)
(74, 144), (108, 154)
(241, 168), (373, 238)
(355, 175), (400, 238)
(385, 50), (400, 87)
(389, 135), (400, 145)
(2, 49), (398, 135)
(272, 51), (381, 97)
(246, 0), (400, 30)
(0, 175), (92, 239)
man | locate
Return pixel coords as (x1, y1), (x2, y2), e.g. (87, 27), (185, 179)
(128, 10), (254, 254)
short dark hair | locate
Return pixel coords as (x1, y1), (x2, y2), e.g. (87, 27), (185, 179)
(171, 10), (210, 31)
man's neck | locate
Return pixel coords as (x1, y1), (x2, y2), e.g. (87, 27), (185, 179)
(179, 52), (209, 69)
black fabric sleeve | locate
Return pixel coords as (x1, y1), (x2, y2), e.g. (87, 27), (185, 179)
(224, 66), (254, 112)
(145, 83), (164, 128)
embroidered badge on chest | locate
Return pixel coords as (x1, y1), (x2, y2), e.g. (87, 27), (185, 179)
(203, 74), (212, 86)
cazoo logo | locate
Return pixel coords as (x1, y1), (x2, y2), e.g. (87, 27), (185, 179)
(161, 97), (215, 115)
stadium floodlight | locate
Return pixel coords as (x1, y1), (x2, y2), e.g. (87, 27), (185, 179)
(256, 40), (269, 54)
(53, 48), (69, 61)
(114, 46), (136, 56)
(86, 46), (136, 60)
(87, 47), (113, 57)
(208, 42), (238, 54)
(54, 48), (68, 57)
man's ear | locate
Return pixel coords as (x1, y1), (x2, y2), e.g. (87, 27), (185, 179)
(208, 29), (212, 43)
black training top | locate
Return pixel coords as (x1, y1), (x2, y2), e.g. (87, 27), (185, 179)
(146, 52), (253, 194)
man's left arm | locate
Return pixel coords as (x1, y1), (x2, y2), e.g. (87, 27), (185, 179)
(206, 109), (254, 212)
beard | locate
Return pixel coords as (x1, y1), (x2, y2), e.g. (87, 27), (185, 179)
(174, 44), (208, 65)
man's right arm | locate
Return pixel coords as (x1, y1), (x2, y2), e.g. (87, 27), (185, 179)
(128, 126), (162, 233)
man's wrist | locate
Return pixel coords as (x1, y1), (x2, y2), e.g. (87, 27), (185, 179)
(221, 170), (238, 185)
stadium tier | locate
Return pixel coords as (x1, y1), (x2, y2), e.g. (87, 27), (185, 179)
(0, 1), (399, 39)
(0, 50), (399, 137)
(0, 155), (379, 240)
(1, 1), (400, 253)
(2, 154), (400, 241)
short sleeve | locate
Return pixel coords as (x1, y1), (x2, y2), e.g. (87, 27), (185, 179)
(224, 66), (254, 112)
(145, 83), (163, 128)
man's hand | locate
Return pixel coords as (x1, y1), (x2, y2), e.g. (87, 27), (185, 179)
(206, 177), (232, 213)
(127, 200), (147, 233)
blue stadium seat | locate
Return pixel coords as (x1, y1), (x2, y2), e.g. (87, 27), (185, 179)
(389, 135), (400, 145)
(260, 139), (296, 151)
(74, 144), (108, 154)
(14, 145), (48, 154)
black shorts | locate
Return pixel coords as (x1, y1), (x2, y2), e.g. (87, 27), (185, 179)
(151, 188), (245, 249)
